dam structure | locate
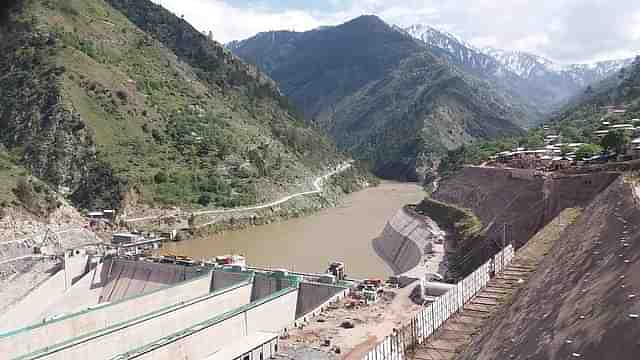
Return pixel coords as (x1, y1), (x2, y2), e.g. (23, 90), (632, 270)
(0, 257), (351, 360)
(373, 205), (449, 298)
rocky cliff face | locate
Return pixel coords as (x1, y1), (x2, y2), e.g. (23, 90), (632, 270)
(229, 16), (526, 181)
(0, 0), (347, 211)
(0, 7), (95, 194)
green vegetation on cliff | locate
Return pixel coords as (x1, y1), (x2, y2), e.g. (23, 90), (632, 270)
(413, 197), (485, 279)
(0, 0), (348, 210)
(415, 197), (483, 241)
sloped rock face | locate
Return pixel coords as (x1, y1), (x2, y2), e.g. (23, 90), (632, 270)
(459, 177), (640, 360)
(0, 22), (96, 192)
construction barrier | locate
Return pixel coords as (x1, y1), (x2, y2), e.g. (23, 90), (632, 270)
(362, 245), (515, 360)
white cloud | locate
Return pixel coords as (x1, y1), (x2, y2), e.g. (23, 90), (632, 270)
(152, 0), (329, 43)
(153, 0), (640, 63)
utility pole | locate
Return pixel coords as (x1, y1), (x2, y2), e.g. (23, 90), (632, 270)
(502, 223), (507, 271)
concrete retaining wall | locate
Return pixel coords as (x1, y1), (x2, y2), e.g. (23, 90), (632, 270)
(251, 273), (293, 301)
(295, 282), (348, 319)
(132, 289), (299, 360)
(98, 259), (204, 303)
(23, 282), (253, 360)
(0, 270), (214, 358)
(0, 267), (66, 333)
(211, 270), (249, 291)
(373, 207), (443, 276)
(296, 282), (349, 321)
(38, 260), (105, 323)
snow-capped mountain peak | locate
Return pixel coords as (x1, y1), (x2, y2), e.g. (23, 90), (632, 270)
(403, 24), (477, 52)
(482, 47), (558, 78)
(483, 47), (633, 85)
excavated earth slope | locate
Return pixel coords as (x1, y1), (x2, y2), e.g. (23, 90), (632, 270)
(458, 176), (640, 360)
(433, 167), (618, 265)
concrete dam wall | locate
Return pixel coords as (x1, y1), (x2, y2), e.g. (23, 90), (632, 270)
(373, 206), (445, 277)
(0, 269), (217, 358)
(128, 288), (299, 360)
(13, 282), (253, 360)
(99, 258), (205, 303)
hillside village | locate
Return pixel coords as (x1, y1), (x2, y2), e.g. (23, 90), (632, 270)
(490, 107), (640, 171)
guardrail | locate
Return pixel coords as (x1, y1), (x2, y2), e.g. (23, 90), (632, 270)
(362, 245), (515, 360)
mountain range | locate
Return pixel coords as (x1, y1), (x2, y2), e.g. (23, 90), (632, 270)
(402, 24), (633, 116)
(228, 16), (528, 180)
(228, 17), (634, 180)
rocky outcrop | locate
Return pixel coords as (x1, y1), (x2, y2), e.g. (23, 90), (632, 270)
(0, 15), (96, 192)
(424, 166), (619, 278)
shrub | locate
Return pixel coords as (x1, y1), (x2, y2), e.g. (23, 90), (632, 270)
(13, 177), (35, 208)
(197, 193), (212, 207)
(153, 171), (168, 184)
(575, 144), (603, 160)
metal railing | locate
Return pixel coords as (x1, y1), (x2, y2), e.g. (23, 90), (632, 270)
(362, 245), (515, 360)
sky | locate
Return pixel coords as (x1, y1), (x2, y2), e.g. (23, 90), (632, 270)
(152, 0), (640, 64)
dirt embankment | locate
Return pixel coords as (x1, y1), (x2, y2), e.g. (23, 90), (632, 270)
(458, 176), (640, 360)
(413, 198), (483, 280)
(431, 167), (619, 275)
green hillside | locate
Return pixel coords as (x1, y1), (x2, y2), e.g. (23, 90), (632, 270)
(0, 0), (345, 210)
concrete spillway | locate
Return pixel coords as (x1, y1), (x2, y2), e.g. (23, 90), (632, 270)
(373, 206), (446, 278)
(98, 259), (203, 303)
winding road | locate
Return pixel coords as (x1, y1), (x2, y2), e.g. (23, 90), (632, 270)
(125, 161), (354, 223)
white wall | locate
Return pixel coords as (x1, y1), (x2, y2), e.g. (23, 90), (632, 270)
(38, 283), (253, 360)
(134, 289), (299, 360)
(0, 271), (215, 358)
(0, 268), (66, 334)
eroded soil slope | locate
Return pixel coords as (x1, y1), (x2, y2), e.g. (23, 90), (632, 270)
(433, 167), (618, 251)
(459, 177), (640, 360)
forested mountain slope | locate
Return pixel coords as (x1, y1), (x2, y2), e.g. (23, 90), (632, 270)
(229, 16), (526, 180)
(0, 0), (345, 211)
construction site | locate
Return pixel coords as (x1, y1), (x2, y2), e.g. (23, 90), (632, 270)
(1, 164), (640, 360)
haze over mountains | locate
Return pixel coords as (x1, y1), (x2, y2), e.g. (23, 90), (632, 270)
(228, 15), (633, 180)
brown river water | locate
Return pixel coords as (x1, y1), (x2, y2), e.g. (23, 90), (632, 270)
(162, 182), (425, 279)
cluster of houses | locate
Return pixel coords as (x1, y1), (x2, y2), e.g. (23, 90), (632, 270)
(491, 114), (640, 171)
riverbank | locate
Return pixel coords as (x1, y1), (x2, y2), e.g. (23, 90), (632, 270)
(162, 182), (425, 278)
(128, 163), (375, 236)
